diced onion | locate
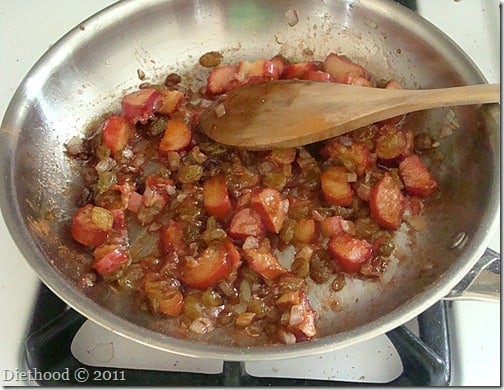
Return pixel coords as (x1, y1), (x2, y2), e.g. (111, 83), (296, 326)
(346, 172), (357, 182)
(215, 103), (226, 118)
(189, 317), (214, 334)
(65, 136), (84, 156)
(176, 193), (187, 202)
(311, 210), (325, 222)
(440, 108), (460, 136)
(235, 312), (256, 327)
(166, 151), (181, 169)
(341, 220), (356, 235)
(218, 281), (237, 298)
(382, 258), (398, 283)
(339, 136), (353, 147)
(243, 236), (259, 250)
(405, 215), (427, 231)
(296, 246), (314, 261)
(278, 329), (296, 344)
(184, 256), (198, 268)
(122, 147), (134, 159)
(95, 157), (116, 172)
(165, 184), (177, 195)
(233, 301), (248, 315)
(289, 304), (304, 326)
(357, 183), (371, 201)
(148, 222), (162, 232)
(285, 9), (299, 27)
(200, 98), (213, 108)
(239, 280), (252, 303)
(79, 273), (96, 288)
(439, 127), (453, 138)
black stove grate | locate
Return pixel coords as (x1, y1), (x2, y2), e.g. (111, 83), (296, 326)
(24, 283), (450, 386)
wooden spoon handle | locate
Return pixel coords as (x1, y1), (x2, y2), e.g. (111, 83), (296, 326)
(270, 82), (500, 148)
(318, 83), (501, 143)
(387, 83), (500, 111)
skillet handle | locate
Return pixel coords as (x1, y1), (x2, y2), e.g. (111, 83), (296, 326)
(444, 248), (500, 302)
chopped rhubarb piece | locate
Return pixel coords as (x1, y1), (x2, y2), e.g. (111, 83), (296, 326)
(203, 175), (232, 221)
(156, 89), (184, 115)
(222, 238), (241, 269)
(127, 191), (143, 213)
(101, 115), (131, 153)
(121, 88), (160, 124)
(266, 148), (297, 165)
(320, 166), (354, 206)
(159, 119), (192, 152)
(280, 62), (318, 79)
(243, 241), (288, 280)
(328, 232), (374, 273)
(399, 154), (438, 198)
(180, 246), (232, 290)
(237, 59), (280, 84)
(92, 245), (130, 276)
(235, 191), (253, 210)
(71, 204), (113, 247)
(320, 216), (345, 237)
(300, 70), (335, 82)
(294, 218), (317, 243)
(144, 280), (184, 317)
(111, 208), (126, 230)
(205, 64), (240, 95)
(340, 72), (373, 86)
(143, 175), (175, 206)
(385, 79), (403, 90)
(369, 173), (406, 230)
(162, 220), (189, 255)
(229, 208), (264, 240)
(251, 188), (289, 233)
(375, 125), (408, 164)
(286, 291), (317, 340)
(323, 53), (369, 83)
(320, 140), (370, 176)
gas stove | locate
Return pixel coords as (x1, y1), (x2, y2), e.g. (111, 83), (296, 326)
(0, 0), (500, 386)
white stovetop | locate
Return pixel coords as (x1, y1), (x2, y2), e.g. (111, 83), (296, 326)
(0, 0), (500, 386)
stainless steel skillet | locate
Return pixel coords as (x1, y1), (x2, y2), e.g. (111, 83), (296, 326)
(0, 0), (499, 361)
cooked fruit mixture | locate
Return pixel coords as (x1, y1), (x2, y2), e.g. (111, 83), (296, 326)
(68, 52), (438, 345)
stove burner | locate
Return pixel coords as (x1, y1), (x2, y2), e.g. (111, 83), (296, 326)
(24, 284), (450, 386)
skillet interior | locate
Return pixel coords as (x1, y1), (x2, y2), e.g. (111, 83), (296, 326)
(0, 0), (499, 360)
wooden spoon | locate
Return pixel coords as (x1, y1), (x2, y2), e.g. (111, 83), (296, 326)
(199, 80), (500, 150)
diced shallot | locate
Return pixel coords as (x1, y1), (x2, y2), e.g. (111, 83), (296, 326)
(278, 329), (297, 345)
(189, 317), (214, 334)
(215, 103), (226, 118)
(235, 312), (256, 327)
(65, 136), (84, 156)
(289, 304), (305, 326)
(285, 9), (299, 26)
